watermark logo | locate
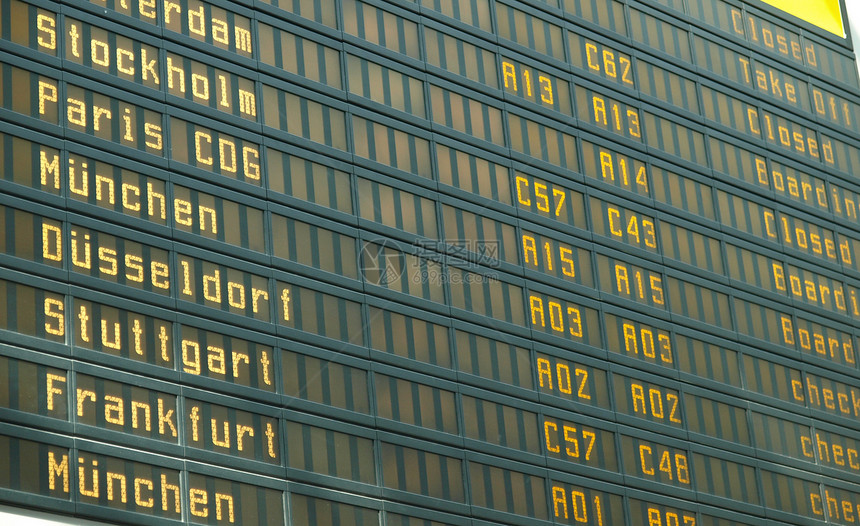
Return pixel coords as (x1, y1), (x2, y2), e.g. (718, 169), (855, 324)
(360, 238), (500, 287)
(412, 239), (501, 267)
(360, 239), (405, 286)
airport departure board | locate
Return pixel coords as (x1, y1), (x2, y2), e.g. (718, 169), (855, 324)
(0, 0), (859, 524)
